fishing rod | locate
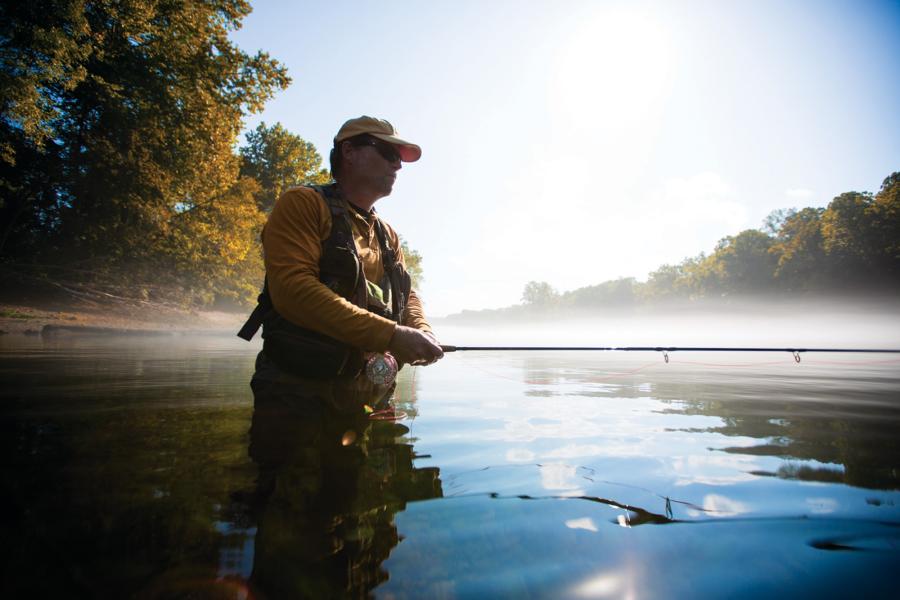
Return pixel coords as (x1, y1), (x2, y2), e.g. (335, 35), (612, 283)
(438, 345), (900, 363)
(440, 345), (900, 353)
(365, 345), (900, 388)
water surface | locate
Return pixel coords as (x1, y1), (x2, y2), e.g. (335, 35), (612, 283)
(2, 334), (898, 598)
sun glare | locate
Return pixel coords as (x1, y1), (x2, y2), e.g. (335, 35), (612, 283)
(549, 8), (674, 183)
(553, 10), (672, 131)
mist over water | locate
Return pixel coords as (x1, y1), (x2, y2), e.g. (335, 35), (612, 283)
(434, 299), (900, 348)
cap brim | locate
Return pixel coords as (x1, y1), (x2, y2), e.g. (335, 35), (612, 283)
(370, 133), (422, 162)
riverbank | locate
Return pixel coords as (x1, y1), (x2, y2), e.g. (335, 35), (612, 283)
(0, 301), (245, 336)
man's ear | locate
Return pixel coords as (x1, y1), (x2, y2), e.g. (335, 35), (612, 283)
(341, 140), (355, 164)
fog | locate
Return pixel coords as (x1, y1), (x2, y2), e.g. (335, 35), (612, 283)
(432, 298), (900, 349)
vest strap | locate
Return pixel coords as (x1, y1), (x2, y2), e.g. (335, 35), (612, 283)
(237, 184), (410, 344)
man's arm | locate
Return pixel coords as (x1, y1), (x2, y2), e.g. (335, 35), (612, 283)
(381, 220), (443, 364)
(403, 290), (432, 333)
(382, 224), (432, 332)
(264, 187), (397, 351)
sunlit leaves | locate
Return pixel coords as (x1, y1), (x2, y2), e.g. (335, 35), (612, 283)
(400, 238), (424, 289)
(1, 0), (289, 307)
(239, 122), (331, 212)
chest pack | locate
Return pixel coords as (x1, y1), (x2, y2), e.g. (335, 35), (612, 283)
(237, 184), (412, 378)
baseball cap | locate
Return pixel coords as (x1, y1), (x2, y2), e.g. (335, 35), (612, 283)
(334, 116), (422, 162)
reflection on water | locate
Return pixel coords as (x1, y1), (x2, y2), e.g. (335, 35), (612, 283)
(247, 370), (441, 598)
(2, 335), (899, 598)
(0, 335), (439, 598)
(516, 352), (900, 490)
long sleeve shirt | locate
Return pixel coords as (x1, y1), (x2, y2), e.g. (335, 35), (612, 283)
(262, 186), (431, 352)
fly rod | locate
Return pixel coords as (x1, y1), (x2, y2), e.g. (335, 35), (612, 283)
(438, 345), (900, 364)
(440, 346), (900, 353)
(368, 345), (900, 385)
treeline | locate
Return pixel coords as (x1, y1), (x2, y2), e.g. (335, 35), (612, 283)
(639, 173), (899, 300)
(1, 1), (421, 309)
(455, 172), (900, 320)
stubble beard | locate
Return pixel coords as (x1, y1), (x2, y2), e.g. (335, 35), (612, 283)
(379, 174), (396, 197)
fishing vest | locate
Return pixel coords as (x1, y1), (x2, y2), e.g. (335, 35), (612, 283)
(237, 184), (412, 378)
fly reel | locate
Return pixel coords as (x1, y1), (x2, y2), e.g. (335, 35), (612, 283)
(365, 352), (398, 386)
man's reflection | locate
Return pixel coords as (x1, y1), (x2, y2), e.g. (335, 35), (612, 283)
(247, 354), (442, 598)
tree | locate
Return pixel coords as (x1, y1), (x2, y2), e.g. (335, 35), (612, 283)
(0, 1), (90, 164)
(762, 208), (797, 236)
(240, 122), (331, 212)
(0, 1), (90, 255)
(820, 191), (878, 278)
(769, 207), (826, 289)
(871, 172), (900, 279)
(712, 230), (778, 294)
(400, 238), (424, 289)
(680, 252), (724, 297)
(1, 0), (290, 306)
(162, 177), (266, 305)
(521, 281), (558, 306)
(642, 264), (688, 300)
(562, 278), (637, 307)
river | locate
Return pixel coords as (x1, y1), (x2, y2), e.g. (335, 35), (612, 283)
(2, 330), (899, 598)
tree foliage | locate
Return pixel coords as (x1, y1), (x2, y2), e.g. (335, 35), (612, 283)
(522, 281), (559, 306)
(559, 278), (636, 307)
(1, 0), (290, 306)
(240, 121), (331, 211)
(400, 238), (424, 289)
(872, 172), (900, 276)
(514, 171), (900, 313)
(0, 1), (431, 309)
(769, 207), (827, 288)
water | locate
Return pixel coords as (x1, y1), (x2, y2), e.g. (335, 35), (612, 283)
(2, 333), (899, 598)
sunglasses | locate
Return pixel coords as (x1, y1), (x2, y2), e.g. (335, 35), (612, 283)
(352, 136), (402, 163)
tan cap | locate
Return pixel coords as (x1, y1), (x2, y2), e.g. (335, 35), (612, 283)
(334, 116), (422, 162)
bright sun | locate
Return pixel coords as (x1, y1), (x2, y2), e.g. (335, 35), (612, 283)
(551, 9), (673, 152)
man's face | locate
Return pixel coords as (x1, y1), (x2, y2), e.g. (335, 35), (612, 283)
(343, 137), (402, 198)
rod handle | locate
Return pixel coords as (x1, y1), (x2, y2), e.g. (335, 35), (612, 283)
(440, 344), (458, 352)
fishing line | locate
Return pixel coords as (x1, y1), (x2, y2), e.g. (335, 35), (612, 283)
(663, 358), (798, 368)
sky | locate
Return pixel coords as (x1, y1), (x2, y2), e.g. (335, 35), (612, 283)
(230, 0), (900, 317)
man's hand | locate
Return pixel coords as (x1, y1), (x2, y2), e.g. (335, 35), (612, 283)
(388, 326), (444, 366)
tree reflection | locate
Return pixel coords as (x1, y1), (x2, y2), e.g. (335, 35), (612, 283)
(519, 354), (900, 490)
(649, 375), (900, 490)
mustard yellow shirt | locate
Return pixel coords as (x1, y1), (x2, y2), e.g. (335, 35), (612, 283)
(263, 186), (431, 351)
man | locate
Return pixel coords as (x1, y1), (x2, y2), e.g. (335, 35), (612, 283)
(240, 115), (443, 402)
(238, 116), (444, 596)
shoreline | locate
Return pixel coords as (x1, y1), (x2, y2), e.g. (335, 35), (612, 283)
(0, 301), (246, 336)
